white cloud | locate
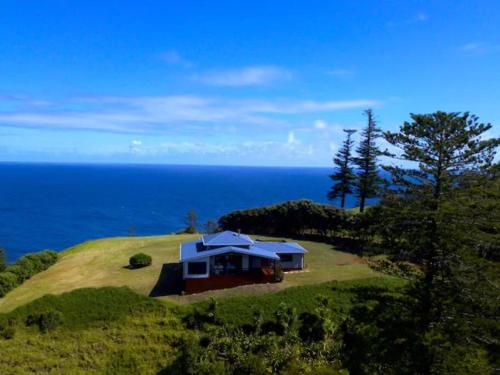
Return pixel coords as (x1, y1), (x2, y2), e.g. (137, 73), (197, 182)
(412, 12), (429, 23)
(129, 140), (142, 154)
(160, 50), (193, 67)
(314, 120), (327, 129)
(458, 42), (500, 55)
(192, 66), (292, 86)
(387, 12), (429, 27)
(287, 131), (297, 144)
(0, 95), (378, 134)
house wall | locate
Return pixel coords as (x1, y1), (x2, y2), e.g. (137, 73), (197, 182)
(251, 256), (261, 268)
(279, 254), (304, 270)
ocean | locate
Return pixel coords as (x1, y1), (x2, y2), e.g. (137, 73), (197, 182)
(0, 163), (371, 262)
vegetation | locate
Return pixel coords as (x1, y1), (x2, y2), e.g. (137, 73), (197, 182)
(328, 129), (357, 208)
(0, 234), (377, 312)
(129, 252), (152, 268)
(0, 250), (57, 298)
(185, 208), (198, 233)
(0, 110), (498, 373)
(0, 247), (6, 272)
(219, 199), (350, 238)
(353, 109), (383, 212)
(0, 287), (180, 374)
(0, 279), (401, 374)
(204, 219), (219, 234)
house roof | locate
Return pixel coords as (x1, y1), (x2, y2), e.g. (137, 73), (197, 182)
(253, 241), (307, 254)
(201, 230), (254, 246)
(180, 232), (307, 263)
(180, 241), (279, 262)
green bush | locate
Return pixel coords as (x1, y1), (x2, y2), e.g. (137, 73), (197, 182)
(0, 325), (15, 340)
(129, 253), (152, 268)
(273, 262), (284, 283)
(4, 286), (166, 330)
(0, 272), (18, 297)
(0, 250), (58, 297)
(0, 247), (6, 272)
(0, 319), (15, 340)
(27, 310), (64, 333)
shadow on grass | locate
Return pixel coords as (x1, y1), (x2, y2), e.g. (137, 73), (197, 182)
(149, 263), (183, 297)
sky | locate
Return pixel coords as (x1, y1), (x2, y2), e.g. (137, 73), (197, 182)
(0, 1), (499, 167)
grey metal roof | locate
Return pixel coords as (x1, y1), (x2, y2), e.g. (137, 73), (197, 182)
(180, 233), (306, 262)
(253, 241), (307, 254)
(201, 230), (254, 246)
(180, 242), (279, 262)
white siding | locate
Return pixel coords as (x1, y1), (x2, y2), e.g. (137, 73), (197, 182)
(280, 254), (304, 270)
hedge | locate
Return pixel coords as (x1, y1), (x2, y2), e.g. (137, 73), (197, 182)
(0, 250), (58, 298)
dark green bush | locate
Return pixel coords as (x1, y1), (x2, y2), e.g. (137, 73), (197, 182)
(219, 199), (350, 238)
(0, 247), (6, 272)
(273, 262), (284, 283)
(27, 310), (64, 333)
(5, 286), (166, 330)
(0, 325), (15, 340)
(0, 272), (18, 297)
(129, 253), (152, 268)
(0, 318), (16, 340)
(0, 250), (58, 297)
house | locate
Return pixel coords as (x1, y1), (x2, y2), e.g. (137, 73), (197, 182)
(179, 230), (307, 294)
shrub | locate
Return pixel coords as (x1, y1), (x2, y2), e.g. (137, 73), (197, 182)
(0, 325), (15, 340)
(6, 286), (166, 330)
(0, 272), (18, 297)
(27, 310), (64, 333)
(273, 262), (284, 283)
(0, 319), (15, 340)
(129, 253), (152, 268)
(0, 250), (58, 297)
(0, 247), (6, 272)
(218, 199), (350, 238)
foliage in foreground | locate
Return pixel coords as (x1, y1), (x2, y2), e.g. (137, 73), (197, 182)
(0, 250), (58, 297)
(0, 286), (166, 330)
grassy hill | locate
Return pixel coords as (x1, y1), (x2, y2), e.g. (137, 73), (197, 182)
(0, 233), (378, 312)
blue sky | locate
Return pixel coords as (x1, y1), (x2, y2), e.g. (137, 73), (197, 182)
(0, 1), (499, 167)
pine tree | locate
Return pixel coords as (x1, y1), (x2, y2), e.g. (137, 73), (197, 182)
(384, 111), (498, 203)
(0, 247), (5, 272)
(328, 129), (357, 208)
(383, 111), (499, 372)
(185, 209), (198, 233)
(354, 109), (382, 212)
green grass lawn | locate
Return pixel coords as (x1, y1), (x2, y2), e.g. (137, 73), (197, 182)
(0, 233), (381, 312)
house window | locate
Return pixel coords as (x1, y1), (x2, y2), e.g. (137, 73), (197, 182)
(278, 253), (293, 262)
(188, 262), (207, 275)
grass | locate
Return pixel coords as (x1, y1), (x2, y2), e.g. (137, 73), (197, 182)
(1, 286), (168, 330)
(0, 233), (381, 312)
(0, 278), (404, 374)
(193, 277), (404, 326)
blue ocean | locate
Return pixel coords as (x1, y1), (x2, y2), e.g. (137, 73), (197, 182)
(0, 163), (367, 262)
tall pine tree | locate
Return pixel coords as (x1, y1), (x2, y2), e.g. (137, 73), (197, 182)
(0, 247), (5, 272)
(383, 111), (499, 373)
(354, 109), (382, 212)
(328, 129), (357, 208)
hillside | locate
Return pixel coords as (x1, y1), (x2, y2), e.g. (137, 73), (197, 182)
(0, 233), (379, 312)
